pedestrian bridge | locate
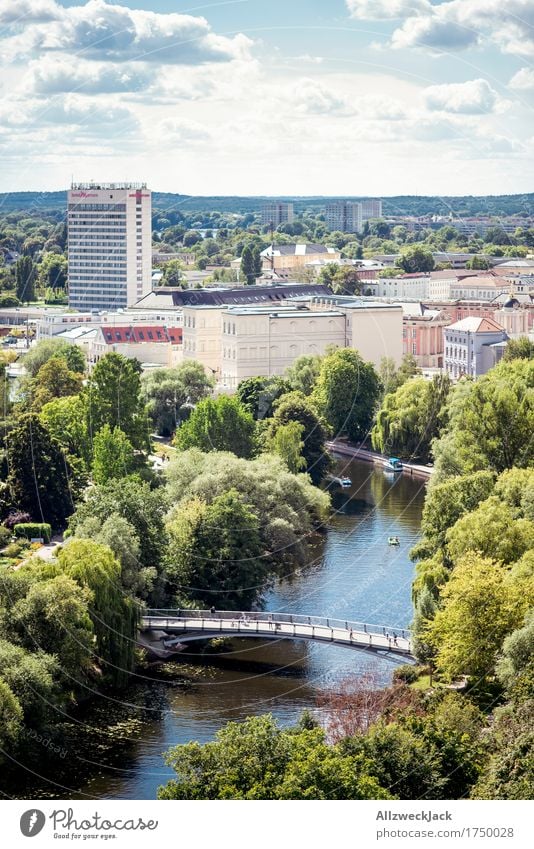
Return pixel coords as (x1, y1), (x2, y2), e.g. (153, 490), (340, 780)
(139, 610), (415, 662)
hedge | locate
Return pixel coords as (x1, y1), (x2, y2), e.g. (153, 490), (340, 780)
(13, 523), (52, 544)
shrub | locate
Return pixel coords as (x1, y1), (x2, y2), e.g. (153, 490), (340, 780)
(13, 522), (52, 544)
(393, 665), (420, 684)
(3, 511), (31, 530)
(3, 540), (26, 559)
(0, 525), (12, 548)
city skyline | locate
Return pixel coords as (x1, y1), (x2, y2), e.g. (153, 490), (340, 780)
(0, 0), (533, 196)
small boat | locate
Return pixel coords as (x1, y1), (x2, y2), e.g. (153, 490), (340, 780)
(388, 536), (400, 546)
(384, 457), (403, 472)
(327, 475), (352, 488)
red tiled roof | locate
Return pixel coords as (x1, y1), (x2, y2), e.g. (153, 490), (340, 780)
(101, 326), (182, 345)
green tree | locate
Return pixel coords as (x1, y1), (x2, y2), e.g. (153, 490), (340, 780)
(433, 360), (534, 481)
(23, 339), (86, 378)
(68, 476), (167, 575)
(240, 245), (256, 285)
(0, 678), (22, 757)
(15, 255), (36, 302)
(472, 700), (534, 799)
(85, 353), (150, 453)
(38, 252), (67, 289)
(371, 375), (450, 463)
(496, 612), (534, 693)
(166, 489), (264, 608)
(6, 413), (78, 528)
(285, 354), (322, 396)
(57, 540), (137, 688)
(158, 714), (390, 800)
(445, 497), (534, 566)
(0, 640), (61, 727)
(313, 348), (381, 442)
(503, 337), (534, 362)
(74, 513), (156, 599)
(175, 395), (255, 458)
(429, 553), (531, 680)
(266, 421), (306, 474)
(267, 391), (330, 484)
(92, 424), (135, 484)
(236, 376), (291, 420)
(30, 356), (83, 411)
(396, 245), (435, 273)
(466, 255), (491, 270)
(165, 450), (329, 570)
(161, 259), (185, 287)
(7, 573), (94, 681)
(39, 395), (91, 467)
(143, 361), (214, 436)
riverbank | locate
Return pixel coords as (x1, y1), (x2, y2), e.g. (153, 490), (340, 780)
(326, 439), (433, 480)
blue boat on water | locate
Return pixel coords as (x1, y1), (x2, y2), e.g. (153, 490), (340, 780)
(384, 457), (403, 473)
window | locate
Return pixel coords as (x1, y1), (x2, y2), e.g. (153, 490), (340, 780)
(412, 343), (417, 355)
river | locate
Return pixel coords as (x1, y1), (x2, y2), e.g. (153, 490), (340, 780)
(9, 457), (426, 800)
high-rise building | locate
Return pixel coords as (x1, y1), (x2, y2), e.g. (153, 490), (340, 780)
(261, 202), (294, 228)
(325, 201), (363, 234)
(68, 182), (152, 312)
(360, 199), (383, 220)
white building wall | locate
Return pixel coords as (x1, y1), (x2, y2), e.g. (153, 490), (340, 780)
(68, 183), (152, 312)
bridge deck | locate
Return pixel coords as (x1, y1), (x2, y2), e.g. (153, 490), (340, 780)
(140, 611), (414, 660)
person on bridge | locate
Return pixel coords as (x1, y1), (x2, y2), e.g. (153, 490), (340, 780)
(210, 606), (216, 616)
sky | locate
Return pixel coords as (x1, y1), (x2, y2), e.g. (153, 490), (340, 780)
(0, 0), (533, 196)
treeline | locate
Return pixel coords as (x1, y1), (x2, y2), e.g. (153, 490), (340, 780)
(1, 191), (533, 217)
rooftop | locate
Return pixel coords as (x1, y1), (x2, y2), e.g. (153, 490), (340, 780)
(133, 283), (331, 310)
(446, 316), (504, 333)
(261, 243), (337, 256)
(70, 182), (147, 190)
(99, 326), (182, 344)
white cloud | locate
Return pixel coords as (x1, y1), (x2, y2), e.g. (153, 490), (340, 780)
(345, 0), (430, 19)
(0, 0), (59, 24)
(424, 79), (498, 114)
(24, 55), (155, 94)
(154, 118), (211, 144)
(293, 78), (354, 116)
(1, 0), (254, 64)
(509, 68), (534, 92)
(389, 0), (534, 55)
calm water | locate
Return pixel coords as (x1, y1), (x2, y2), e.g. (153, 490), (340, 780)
(13, 458), (426, 800)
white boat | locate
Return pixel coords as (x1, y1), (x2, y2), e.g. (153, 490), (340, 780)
(328, 475), (352, 488)
(384, 457), (403, 473)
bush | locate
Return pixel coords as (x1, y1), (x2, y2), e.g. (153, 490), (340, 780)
(13, 522), (52, 543)
(393, 665), (420, 684)
(0, 525), (12, 548)
(3, 511), (31, 530)
(3, 540), (26, 559)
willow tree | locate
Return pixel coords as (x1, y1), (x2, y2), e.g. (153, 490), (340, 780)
(58, 540), (138, 688)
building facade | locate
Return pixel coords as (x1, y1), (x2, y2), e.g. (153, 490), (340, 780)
(325, 201), (363, 234)
(261, 202), (294, 228)
(360, 199), (383, 220)
(68, 182), (152, 312)
(444, 317), (507, 379)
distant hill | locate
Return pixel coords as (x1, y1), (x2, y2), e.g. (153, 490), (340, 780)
(0, 190), (533, 218)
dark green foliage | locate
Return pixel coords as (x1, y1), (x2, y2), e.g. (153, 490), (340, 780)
(236, 375), (291, 420)
(158, 714), (391, 800)
(143, 361), (214, 436)
(85, 353), (150, 453)
(313, 348), (381, 442)
(175, 395), (255, 458)
(503, 337), (534, 362)
(6, 413), (77, 529)
(268, 391), (330, 484)
(166, 489), (265, 608)
(13, 523), (52, 543)
(15, 256), (36, 302)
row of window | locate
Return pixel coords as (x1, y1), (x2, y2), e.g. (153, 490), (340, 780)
(68, 204), (126, 211)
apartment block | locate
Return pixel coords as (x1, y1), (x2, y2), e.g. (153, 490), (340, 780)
(261, 202), (294, 228)
(325, 201), (363, 234)
(68, 182), (152, 312)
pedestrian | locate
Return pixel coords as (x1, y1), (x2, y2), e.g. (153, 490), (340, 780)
(210, 605), (216, 616)
(349, 628), (354, 641)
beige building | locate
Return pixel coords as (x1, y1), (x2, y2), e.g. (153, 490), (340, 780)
(260, 243), (341, 271)
(182, 296), (403, 387)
